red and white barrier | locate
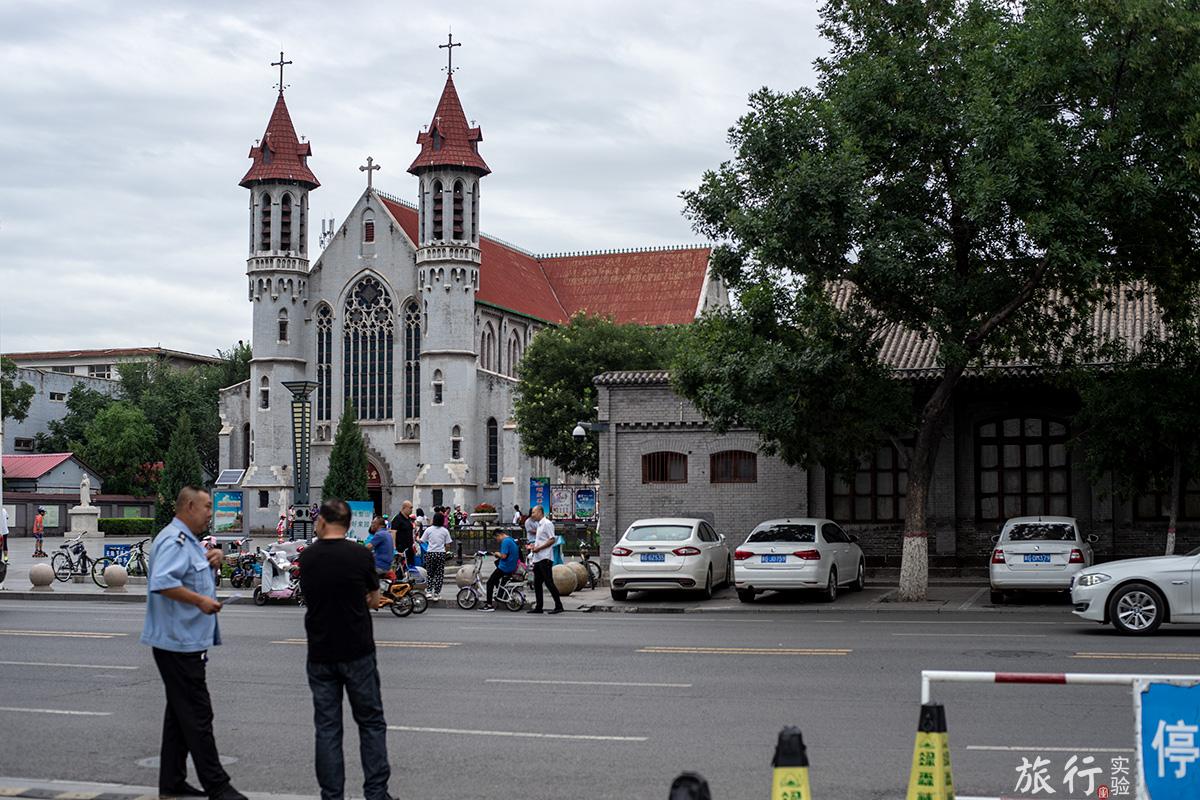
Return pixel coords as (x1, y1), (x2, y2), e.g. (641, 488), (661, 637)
(921, 669), (1200, 704)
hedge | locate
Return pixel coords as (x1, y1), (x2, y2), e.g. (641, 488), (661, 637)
(98, 518), (156, 536)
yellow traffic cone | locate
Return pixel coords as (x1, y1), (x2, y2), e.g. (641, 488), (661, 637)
(905, 703), (955, 800)
(771, 726), (812, 800)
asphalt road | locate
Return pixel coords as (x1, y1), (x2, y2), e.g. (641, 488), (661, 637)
(0, 598), (1197, 800)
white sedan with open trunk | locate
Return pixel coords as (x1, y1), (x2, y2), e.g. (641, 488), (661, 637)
(989, 516), (1096, 603)
(609, 518), (732, 600)
(733, 518), (865, 603)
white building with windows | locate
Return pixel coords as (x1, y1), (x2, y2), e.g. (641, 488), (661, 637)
(218, 62), (727, 531)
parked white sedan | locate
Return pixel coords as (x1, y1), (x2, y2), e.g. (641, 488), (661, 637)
(733, 518), (865, 603)
(1071, 548), (1200, 634)
(989, 516), (1095, 604)
(609, 518), (733, 601)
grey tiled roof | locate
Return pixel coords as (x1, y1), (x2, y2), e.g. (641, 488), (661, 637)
(594, 370), (671, 386)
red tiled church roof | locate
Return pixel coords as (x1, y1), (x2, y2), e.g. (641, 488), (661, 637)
(239, 93), (320, 188)
(378, 197), (710, 326)
(408, 76), (490, 175)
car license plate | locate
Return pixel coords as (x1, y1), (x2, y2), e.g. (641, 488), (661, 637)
(762, 555), (786, 563)
(641, 553), (665, 563)
(1023, 554), (1051, 563)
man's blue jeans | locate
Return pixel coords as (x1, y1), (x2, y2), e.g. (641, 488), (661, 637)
(306, 652), (390, 800)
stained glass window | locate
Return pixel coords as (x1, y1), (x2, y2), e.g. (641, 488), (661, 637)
(342, 277), (394, 420)
(404, 301), (421, 421)
(316, 305), (332, 421)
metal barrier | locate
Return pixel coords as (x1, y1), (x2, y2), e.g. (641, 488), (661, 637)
(921, 669), (1200, 704)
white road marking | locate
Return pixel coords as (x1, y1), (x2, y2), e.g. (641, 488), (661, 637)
(485, 678), (692, 688)
(958, 588), (987, 610)
(0, 706), (112, 716)
(388, 724), (646, 742)
(456, 626), (598, 632)
(273, 638), (460, 649)
(0, 660), (138, 670)
(859, 620), (1068, 625)
(891, 633), (1047, 638)
(638, 645), (851, 655)
(966, 745), (1134, 753)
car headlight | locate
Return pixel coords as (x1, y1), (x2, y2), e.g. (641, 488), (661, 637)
(1076, 573), (1111, 587)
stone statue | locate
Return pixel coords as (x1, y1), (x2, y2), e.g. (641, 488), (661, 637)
(80, 473), (92, 508)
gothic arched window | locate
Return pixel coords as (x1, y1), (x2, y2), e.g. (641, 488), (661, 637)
(452, 180), (465, 239)
(343, 277), (395, 420)
(280, 193), (293, 251)
(486, 418), (499, 485)
(432, 368), (444, 405)
(508, 332), (522, 377)
(470, 181), (479, 243)
(298, 195), (307, 255)
(451, 425), (462, 460)
(480, 323), (496, 371)
(315, 304), (333, 421)
(432, 180), (444, 240)
(259, 376), (270, 410)
(277, 309), (289, 343)
(404, 301), (422, 420)
(259, 192), (271, 251)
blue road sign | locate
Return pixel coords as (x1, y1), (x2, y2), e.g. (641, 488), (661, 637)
(1137, 679), (1200, 799)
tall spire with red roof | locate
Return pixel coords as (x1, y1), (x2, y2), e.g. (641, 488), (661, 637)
(407, 74), (490, 176)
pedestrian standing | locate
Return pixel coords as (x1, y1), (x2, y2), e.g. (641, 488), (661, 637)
(298, 499), (393, 800)
(511, 504), (522, 526)
(0, 505), (9, 564)
(390, 501), (414, 565)
(32, 507), (46, 557)
(419, 512), (453, 601)
(523, 509), (537, 548)
(276, 514), (287, 544)
(140, 486), (246, 800)
(526, 506), (564, 615)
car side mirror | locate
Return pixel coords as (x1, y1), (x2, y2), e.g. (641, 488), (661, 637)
(991, 534), (1000, 544)
(1087, 534), (1098, 544)
(849, 534), (859, 544)
(718, 533), (725, 542)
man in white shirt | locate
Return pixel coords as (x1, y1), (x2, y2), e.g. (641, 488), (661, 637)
(525, 506), (563, 614)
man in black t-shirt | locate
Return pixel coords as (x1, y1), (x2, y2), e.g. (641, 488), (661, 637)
(298, 499), (392, 800)
(390, 500), (414, 561)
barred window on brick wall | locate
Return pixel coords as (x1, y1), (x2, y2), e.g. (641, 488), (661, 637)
(829, 443), (908, 523)
(710, 450), (757, 483)
(1135, 477), (1200, 521)
(642, 451), (687, 484)
(976, 417), (1070, 521)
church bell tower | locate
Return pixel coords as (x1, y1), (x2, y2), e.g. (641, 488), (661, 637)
(408, 35), (490, 509)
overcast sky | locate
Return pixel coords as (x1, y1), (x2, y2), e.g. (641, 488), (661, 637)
(0, 0), (825, 355)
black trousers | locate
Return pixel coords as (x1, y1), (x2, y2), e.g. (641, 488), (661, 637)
(152, 648), (231, 794)
(531, 559), (563, 610)
(486, 568), (514, 604)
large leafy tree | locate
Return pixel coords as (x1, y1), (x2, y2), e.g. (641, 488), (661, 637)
(156, 413), (205, 527)
(514, 314), (678, 478)
(322, 402), (369, 502)
(1074, 322), (1200, 555)
(1, 357), (34, 422)
(77, 402), (157, 496)
(678, 0), (1200, 599)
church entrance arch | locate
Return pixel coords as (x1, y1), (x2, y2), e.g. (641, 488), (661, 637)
(367, 461), (383, 517)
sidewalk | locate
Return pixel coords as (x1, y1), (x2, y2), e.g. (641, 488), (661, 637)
(0, 776), (314, 800)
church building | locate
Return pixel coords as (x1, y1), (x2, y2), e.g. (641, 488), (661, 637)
(218, 49), (728, 531)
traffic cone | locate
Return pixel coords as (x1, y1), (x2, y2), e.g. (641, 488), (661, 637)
(905, 703), (955, 800)
(771, 726), (812, 800)
(668, 772), (711, 800)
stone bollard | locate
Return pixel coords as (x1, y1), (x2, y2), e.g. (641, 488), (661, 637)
(104, 564), (129, 593)
(567, 561), (590, 591)
(29, 563), (55, 592)
(552, 564), (577, 596)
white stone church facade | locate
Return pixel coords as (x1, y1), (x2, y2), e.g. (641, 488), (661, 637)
(219, 67), (727, 532)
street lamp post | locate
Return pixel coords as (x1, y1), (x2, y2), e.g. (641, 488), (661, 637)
(282, 380), (318, 543)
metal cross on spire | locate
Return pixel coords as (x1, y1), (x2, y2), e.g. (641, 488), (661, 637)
(359, 156), (381, 189)
(439, 31), (461, 74)
(272, 50), (293, 94)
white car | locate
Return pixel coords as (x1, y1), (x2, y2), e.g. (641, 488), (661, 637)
(733, 518), (865, 603)
(1071, 548), (1200, 634)
(609, 518), (732, 601)
(989, 516), (1095, 604)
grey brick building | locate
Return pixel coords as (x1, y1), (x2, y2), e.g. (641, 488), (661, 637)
(219, 66), (727, 532)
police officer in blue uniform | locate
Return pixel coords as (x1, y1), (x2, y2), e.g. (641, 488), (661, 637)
(141, 486), (246, 800)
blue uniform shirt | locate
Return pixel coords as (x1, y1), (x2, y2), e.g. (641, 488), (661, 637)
(497, 536), (519, 573)
(370, 529), (395, 572)
(140, 518), (221, 652)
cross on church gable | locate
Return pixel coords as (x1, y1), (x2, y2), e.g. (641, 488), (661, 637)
(359, 156), (381, 189)
(272, 50), (293, 94)
(439, 31), (461, 74)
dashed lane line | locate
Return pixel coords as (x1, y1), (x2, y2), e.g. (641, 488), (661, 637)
(892, 633), (1047, 638)
(485, 678), (692, 688)
(0, 706), (112, 716)
(636, 645), (851, 656)
(0, 661), (138, 670)
(273, 638), (461, 649)
(0, 630), (128, 639)
(387, 724), (646, 742)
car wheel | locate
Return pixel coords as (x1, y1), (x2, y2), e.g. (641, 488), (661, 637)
(737, 588), (756, 603)
(821, 567), (838, 603)
(699, 568), (714, 600)
(851, 560), (865, 592)
(610, 588), (628, 601)
(990, 589), (1005, 605)
(1109, 582), (1166, 635)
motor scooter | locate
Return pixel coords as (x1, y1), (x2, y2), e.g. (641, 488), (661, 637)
(253, 548), (303, 605)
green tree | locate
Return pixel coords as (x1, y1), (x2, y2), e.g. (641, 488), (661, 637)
(1074, 322), (1200, 555)
(514, 314), (678, 478)
(322, 402), (369, 501)
(156, 413), (205, 527)
(1, 357), (34, 422)
(78, 402), (157, 496)
(678, 0), (1200, 599)
(35, 385), (115, 453)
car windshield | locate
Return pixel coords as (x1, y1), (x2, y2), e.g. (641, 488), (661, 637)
(625, 525), (693, 542)
(1005, 523), (1076, 542)
(747, 524), (816, 543)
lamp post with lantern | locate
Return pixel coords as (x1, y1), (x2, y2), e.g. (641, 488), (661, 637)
(282, 380), (318, 543)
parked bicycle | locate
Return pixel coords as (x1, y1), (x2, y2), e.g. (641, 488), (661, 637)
(91, 538), (151, 588)
(52, 533), (102, 586)
(575, 538), (603, 590)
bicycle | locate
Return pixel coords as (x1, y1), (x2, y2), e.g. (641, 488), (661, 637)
(457, 550), (526, 611)
(52, 533), (102, 587)
(91, 538), (151, 588)
(574, 536), (603, 590)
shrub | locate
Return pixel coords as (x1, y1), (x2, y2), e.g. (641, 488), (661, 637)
(473, 503), (497, 514)
(98, 517), (156, 536)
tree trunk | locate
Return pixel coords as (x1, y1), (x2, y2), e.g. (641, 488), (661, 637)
(1166, 450), (1182, 556)
(896, 365), (964, 602)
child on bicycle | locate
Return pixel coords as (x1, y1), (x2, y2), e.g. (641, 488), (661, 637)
(481, 529), (520, 612)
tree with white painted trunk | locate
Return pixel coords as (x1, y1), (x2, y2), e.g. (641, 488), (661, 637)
(677, 0), (1200, 600)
